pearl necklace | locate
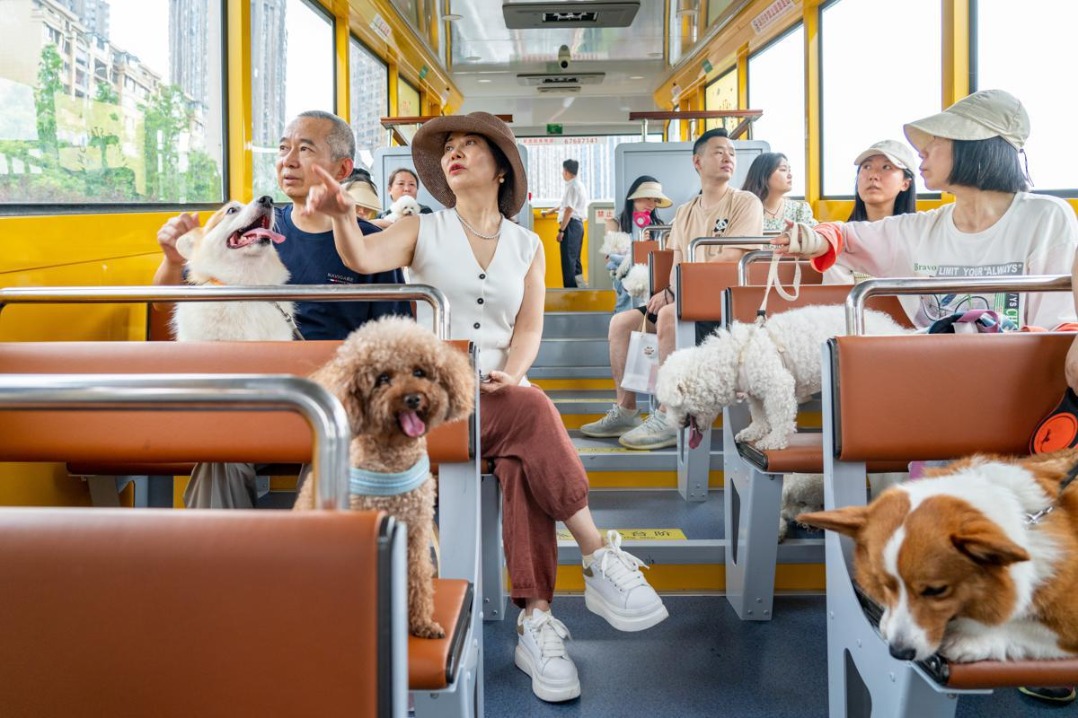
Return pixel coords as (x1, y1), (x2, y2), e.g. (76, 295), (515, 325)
(455, 210), (501, 240)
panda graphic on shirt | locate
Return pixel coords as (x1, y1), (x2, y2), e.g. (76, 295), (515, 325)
(713, 217), (729, 235)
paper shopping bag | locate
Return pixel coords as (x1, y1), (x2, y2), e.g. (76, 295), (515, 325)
(620, 322), (660, 395)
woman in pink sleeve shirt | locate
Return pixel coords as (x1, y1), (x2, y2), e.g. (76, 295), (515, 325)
(776, 89), (1077, 331)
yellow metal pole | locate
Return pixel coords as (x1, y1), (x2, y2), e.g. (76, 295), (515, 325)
(943, 0), (970, 107)
(803, 0), (821, 207)
(227, 0), (253, 203)
(736, 42), (749, 137)
(335, 5), (350, 120)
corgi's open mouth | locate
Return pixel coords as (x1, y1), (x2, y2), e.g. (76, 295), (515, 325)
(228, 215), (285, 249)
(398, 410), (428, 438)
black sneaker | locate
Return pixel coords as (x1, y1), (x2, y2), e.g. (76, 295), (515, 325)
(1018, 686), (1077, 704)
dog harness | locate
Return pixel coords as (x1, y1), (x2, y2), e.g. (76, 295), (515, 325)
(349, 455), (430, 496)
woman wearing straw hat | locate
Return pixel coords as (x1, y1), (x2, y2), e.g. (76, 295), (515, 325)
(604, 175), (673, 313)
(303, 111), (668, 703)
(775, 89), (1077, 331)
(340, 170), (383, 221)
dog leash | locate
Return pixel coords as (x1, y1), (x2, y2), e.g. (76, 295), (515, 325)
(756, 226), (802, 321)
(1025, 459), (1078, 525)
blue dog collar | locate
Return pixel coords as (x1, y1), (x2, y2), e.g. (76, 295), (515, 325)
(349, 455), (430, 496)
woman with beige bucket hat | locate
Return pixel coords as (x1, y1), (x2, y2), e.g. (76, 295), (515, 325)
(302, 112), (667, 704)
(775, 89), (1077, 331)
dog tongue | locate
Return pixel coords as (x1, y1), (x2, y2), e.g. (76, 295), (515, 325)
(399, 411), (426, 438)
(688, 417), (704, 450)
(232, 227), (286, 248)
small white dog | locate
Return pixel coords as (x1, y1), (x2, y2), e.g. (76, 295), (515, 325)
(622, 263), (650, 299)
(657, 305), (910, 451)
(600, 230), (632, 257)
(172, 195), (295, 342)
(385, 195), (422, 222)
(778, 473), (825, 542)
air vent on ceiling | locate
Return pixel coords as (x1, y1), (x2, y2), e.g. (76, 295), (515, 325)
(517, 72), (605, 86)
(537, 85), (582, 94)
(502, 2), (640, 28)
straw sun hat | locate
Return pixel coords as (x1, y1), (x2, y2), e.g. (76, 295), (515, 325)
(627, 181), (673, 208)
(411, 112), (528, 217)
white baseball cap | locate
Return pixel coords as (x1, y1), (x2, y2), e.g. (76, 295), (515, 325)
(853, 140), (919, 174)
(903, 89), (1030, 151)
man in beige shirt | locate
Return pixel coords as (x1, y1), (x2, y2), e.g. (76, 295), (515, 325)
(581, 128), (763, 449)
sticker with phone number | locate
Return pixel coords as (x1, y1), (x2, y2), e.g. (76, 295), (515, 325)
(556, 528), (686, 542)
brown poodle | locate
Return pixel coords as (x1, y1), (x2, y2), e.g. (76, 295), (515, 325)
(294, 316), (475, 638)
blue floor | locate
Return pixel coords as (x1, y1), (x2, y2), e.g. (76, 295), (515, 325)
(482, 595), (1071, 717)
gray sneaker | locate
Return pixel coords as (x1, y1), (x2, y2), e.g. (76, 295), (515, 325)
(580, 404), (641, 438)
(618, 410), (678, 450)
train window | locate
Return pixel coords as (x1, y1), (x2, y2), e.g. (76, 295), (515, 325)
(704, 67), (737, 134)
(349, 36), (388, 170)
(0, 0), (225, 206)
(251, 0), (335, 201)
(974, 1), (1078, 192)
(748, 23), (806, 198)
(820, 0), (940, 197)
(521, 135), (661, 204)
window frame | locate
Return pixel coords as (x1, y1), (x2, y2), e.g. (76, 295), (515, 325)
(746, 20), (806, 198)
(0, 0), (230, 214)
(348, 33), (390, 168)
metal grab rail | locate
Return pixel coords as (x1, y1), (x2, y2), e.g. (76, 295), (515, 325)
(0, 374), (350, 509)
(0, 284), (451, 339)
(686, 236), (771, 262)
(845, 275), (1072, 335)
(736, 249), (807, 286)
(641, 224), (673, 247)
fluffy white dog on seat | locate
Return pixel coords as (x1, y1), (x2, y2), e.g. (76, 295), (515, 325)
(656, 305), (910, 451)
(385, 195), (422, 222)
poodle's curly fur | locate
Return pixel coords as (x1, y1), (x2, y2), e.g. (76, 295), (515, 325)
(657, 305), (910, 451)
(622, 263), (651, 299)
(600, 230), (632, 257)
(293, 316), (475, 638)
(385, 196), (422, 222)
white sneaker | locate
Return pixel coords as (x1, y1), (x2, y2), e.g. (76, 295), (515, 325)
(584, 530), (668, 632)
(514, 609), (581, 702)
(580, 404), (641, 438)
(618, 409), (678, 450)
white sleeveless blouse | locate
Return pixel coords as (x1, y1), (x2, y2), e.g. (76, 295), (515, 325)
(411, 210), (540, 377)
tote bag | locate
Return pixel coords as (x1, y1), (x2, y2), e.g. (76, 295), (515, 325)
(620, 316), (660, 394)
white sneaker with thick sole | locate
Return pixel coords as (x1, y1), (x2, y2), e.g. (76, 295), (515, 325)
(580, 404), (641, 438)
(618, 409), (678, 450)
(514, 609), (581, 702)
(584, 530), (669, 632)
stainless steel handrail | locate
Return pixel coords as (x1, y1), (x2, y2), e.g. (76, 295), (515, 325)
(641, 224), (673, 247)
(846, 275), (1072, 335)
(686, 236), (771, 262)
(736, 249), (807, 286)
(0, 374), (350, 509)
(0, 284), (451, 339)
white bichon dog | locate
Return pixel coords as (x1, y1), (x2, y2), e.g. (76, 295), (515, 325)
(600, 230), (632, 257)
(656, 305), (910, 451)
(621, 263), (651, 299)
(385, 195), (422, 222)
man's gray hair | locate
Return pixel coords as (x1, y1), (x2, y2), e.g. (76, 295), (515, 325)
(295, 110), (356, 163)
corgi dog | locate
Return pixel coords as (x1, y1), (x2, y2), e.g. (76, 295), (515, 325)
(800, 449), (1078, 663)
(385, 195), (422, 222)
(172, 195), (295, 342)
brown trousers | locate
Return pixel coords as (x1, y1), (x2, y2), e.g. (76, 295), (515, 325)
(480, 385), (590, 606)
